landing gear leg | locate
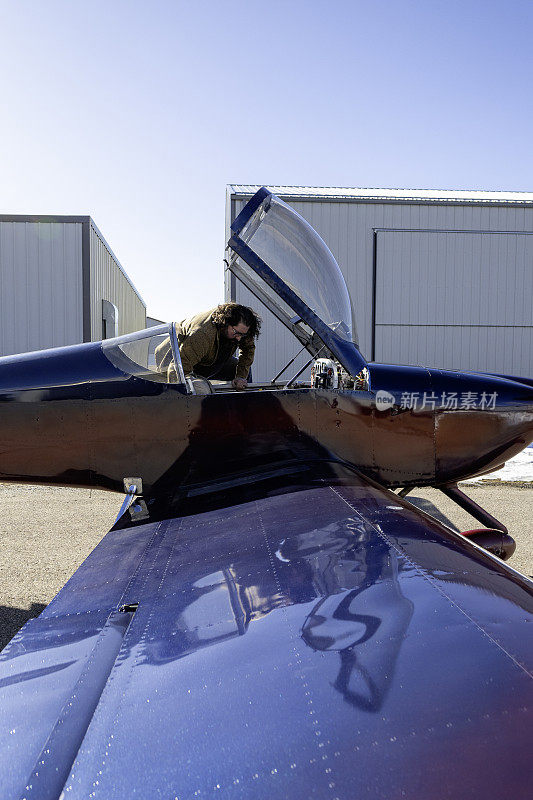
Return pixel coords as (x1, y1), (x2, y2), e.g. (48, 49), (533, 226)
(397, 487), (413, 498)
(437, 483), (516, 560)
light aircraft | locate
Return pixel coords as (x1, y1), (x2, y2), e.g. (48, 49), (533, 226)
(0, 187), (532, 798)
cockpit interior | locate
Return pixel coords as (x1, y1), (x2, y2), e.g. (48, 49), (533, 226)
(102, 188), (369, 396)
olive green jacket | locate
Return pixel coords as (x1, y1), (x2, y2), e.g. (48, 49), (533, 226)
(156, 309), (255, 380)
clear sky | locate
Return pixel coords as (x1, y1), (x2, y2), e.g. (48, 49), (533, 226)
(1, 0), (532, 321)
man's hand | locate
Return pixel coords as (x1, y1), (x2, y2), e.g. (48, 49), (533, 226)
(232, 377), (248, 391)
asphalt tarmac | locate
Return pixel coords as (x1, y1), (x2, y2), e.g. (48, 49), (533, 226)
(0, 481), (532, 651)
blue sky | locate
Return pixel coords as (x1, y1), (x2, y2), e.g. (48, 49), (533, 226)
(1, 0), (532, 320)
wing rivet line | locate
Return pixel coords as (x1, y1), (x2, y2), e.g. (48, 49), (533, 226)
(255, 499), (341, 797)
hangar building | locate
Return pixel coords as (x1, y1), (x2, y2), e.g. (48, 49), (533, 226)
(225, 186), (533, 382)
(0, 215), (146, 357)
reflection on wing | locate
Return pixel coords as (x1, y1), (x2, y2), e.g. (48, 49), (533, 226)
(1, 464), (531, 799)
(300, 536), (413, 712)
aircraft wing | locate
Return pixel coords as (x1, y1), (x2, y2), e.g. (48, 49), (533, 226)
(1, 462), (531, 799)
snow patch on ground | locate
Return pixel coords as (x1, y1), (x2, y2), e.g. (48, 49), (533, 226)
(462, 445), (533, 484)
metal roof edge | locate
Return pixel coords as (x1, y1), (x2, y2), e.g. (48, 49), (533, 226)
(227, 184), (533, 206)
(0, 214), (92, 223)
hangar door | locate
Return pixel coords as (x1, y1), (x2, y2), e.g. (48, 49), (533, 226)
(374, 229), (533, 376)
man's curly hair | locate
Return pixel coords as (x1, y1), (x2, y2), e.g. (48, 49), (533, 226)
(211, 303), (262, 339)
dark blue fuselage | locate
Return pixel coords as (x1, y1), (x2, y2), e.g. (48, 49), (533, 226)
(1, 340), (533, 492)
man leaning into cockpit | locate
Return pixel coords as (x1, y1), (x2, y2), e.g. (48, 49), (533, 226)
(155, 303), (261, 390)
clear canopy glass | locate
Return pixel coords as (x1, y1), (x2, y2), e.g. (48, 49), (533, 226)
(237, 194), (355, 342)
(102, 325), (183, 383)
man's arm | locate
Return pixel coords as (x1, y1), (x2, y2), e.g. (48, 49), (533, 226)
(235, 338), (255, 380)
(178, 328), (211, 375)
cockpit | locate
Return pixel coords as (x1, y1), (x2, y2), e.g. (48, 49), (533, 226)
(102, 324), (186, 385)
(102, 188), (369, 395)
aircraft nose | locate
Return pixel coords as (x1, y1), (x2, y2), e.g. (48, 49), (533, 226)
(432, 370), (533, 484)
(431, 369), (533, 411)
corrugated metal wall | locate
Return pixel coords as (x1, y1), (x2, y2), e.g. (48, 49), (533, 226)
(228, 193), (533, 380)
(376, 229), (533, 373)
(0, 220), (83, 356)
(89, 223), (146, 340)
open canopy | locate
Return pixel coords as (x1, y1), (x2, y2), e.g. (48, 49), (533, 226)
(227, 187), (368, 380)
